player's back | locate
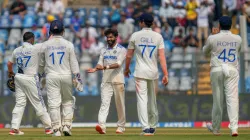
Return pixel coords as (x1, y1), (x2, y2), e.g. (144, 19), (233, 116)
(208, 31), (242, 68)
(129, 28), (164, 80)
(41, 36), (78, 75)
(12, 42), (42, 75)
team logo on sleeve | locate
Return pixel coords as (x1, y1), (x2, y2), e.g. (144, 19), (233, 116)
(113, 50), (117, 54)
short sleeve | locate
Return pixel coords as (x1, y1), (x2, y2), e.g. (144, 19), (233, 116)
(117, 47), (127, 64)
(97, 49), (105, 66)
(158, 35), (164, 49)
(128, 33), (135, 49)
(9, 50), (16, 63)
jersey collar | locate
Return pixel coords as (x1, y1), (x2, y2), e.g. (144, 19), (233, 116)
(22, 42), (33, 47)
(220, 30), (231, 34)
(142, 28), (152, 31)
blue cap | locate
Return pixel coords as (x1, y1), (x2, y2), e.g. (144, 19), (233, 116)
(49, 20), (64, 34)
(219, 16), (232, 28)
(139, 13), (154, 23)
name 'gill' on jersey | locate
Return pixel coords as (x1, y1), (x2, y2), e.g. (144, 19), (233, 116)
(128, 28), (165, 80)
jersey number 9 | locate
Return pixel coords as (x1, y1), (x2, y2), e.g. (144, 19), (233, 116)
(49, 52), (65, 64)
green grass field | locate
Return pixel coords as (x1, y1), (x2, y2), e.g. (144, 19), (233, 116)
(0, 128), (249, 140)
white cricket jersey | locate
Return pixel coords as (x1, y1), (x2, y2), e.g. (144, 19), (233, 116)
(9, 42), (42, 75)
(98, 43), (127, 84)
(40, 36), (80, 75)
(203, 30), (242, 69)
(128, 28), (165, 80)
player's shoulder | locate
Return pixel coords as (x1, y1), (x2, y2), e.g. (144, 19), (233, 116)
(231, 34), (242, 42)
(117, 44), (127, 52)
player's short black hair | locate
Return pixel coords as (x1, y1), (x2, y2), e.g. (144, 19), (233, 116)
(23, 32), (34, 42)
(104, 28), (118, 37)
(219, 16), (232, 30)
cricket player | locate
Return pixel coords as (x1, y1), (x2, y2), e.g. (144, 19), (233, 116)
(124, 13), (169, 135)
(203, 16), (242, 137)
(87, 29), (127, 134)
(7, 32), (52, 135)
(40, 20), (83, 136)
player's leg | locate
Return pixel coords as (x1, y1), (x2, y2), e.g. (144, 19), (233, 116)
(224, 70), (239, 136)
(46, 74), (62, 136)
(23, 76), (52, 134)
(113, 83), (126, 134)
(96, 82), (114, 134)
(9, 75), (27, 135)
(135, 77), (150, 134)
(61, 75), (74, 136)
(210, 71), (224, 134)
(147, 79), (158, 134)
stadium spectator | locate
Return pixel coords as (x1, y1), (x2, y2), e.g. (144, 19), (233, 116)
(81, 30), (95, 51)
(162, 22), (173, 40)
(185, 0), (198, 27)
(31, 24), (43, 43)
(183, 27), (199, 48)
(42, 14), (55, 38)
(70, 11), (82, 39)
(9, 0), (27, 18)
(117, 13), (133, 47)
(243, 0), (250, 45)
(132, 2), (143, 31)
(174, 1), (186, 27)
(196, 0), (211, 47)
(110, 0), (122, 23)
(35, 0), (50, 16)
(145, 5), (154, 15)
(88, 37), (105, 58)
(152, 21), (161, 33)
(81, 20), (98, 39)
(159, 0), (175, 27)
(49, 0), (65, 19)
(172, 28), (184, 47)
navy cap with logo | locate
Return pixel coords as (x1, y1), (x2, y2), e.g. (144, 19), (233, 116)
(139, 13), (154, 23)
(219, 16), (232, 28)
(49, 20), (64, 34)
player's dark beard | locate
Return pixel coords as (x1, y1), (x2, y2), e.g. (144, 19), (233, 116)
(107, 39), (116, 47)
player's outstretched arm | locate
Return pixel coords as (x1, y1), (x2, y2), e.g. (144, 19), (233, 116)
(87, 64), (103, 73)
(124, 49), (134, 78)
(159, 49), (168, 86)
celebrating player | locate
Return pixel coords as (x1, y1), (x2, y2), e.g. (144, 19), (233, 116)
(124, 13), (169, 135)
(40, 20), (83, 136)
(7, 32), (52, 135)
(87, 29), (127, 134)
(203, 16), (242, 137)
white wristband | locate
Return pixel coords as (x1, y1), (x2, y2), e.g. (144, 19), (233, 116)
(106, 65), (110, 69)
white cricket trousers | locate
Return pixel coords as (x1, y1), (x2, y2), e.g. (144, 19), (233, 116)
(46, 73), (75, 130)
(11, 74), (51, 129)
(210, 66), (239, 131)
(135, 77), (158, 130)
(98, 83), (126, 129)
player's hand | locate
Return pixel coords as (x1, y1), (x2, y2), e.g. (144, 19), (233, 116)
(162, 75), (169, 86)
(96, 65), (104, 70)
(212, 27), (220, 35)
(8, 71), (15, 78)
(124, 69), (131, 78)
(87, 68), (97, 73)
(73, 73), (83, 92)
